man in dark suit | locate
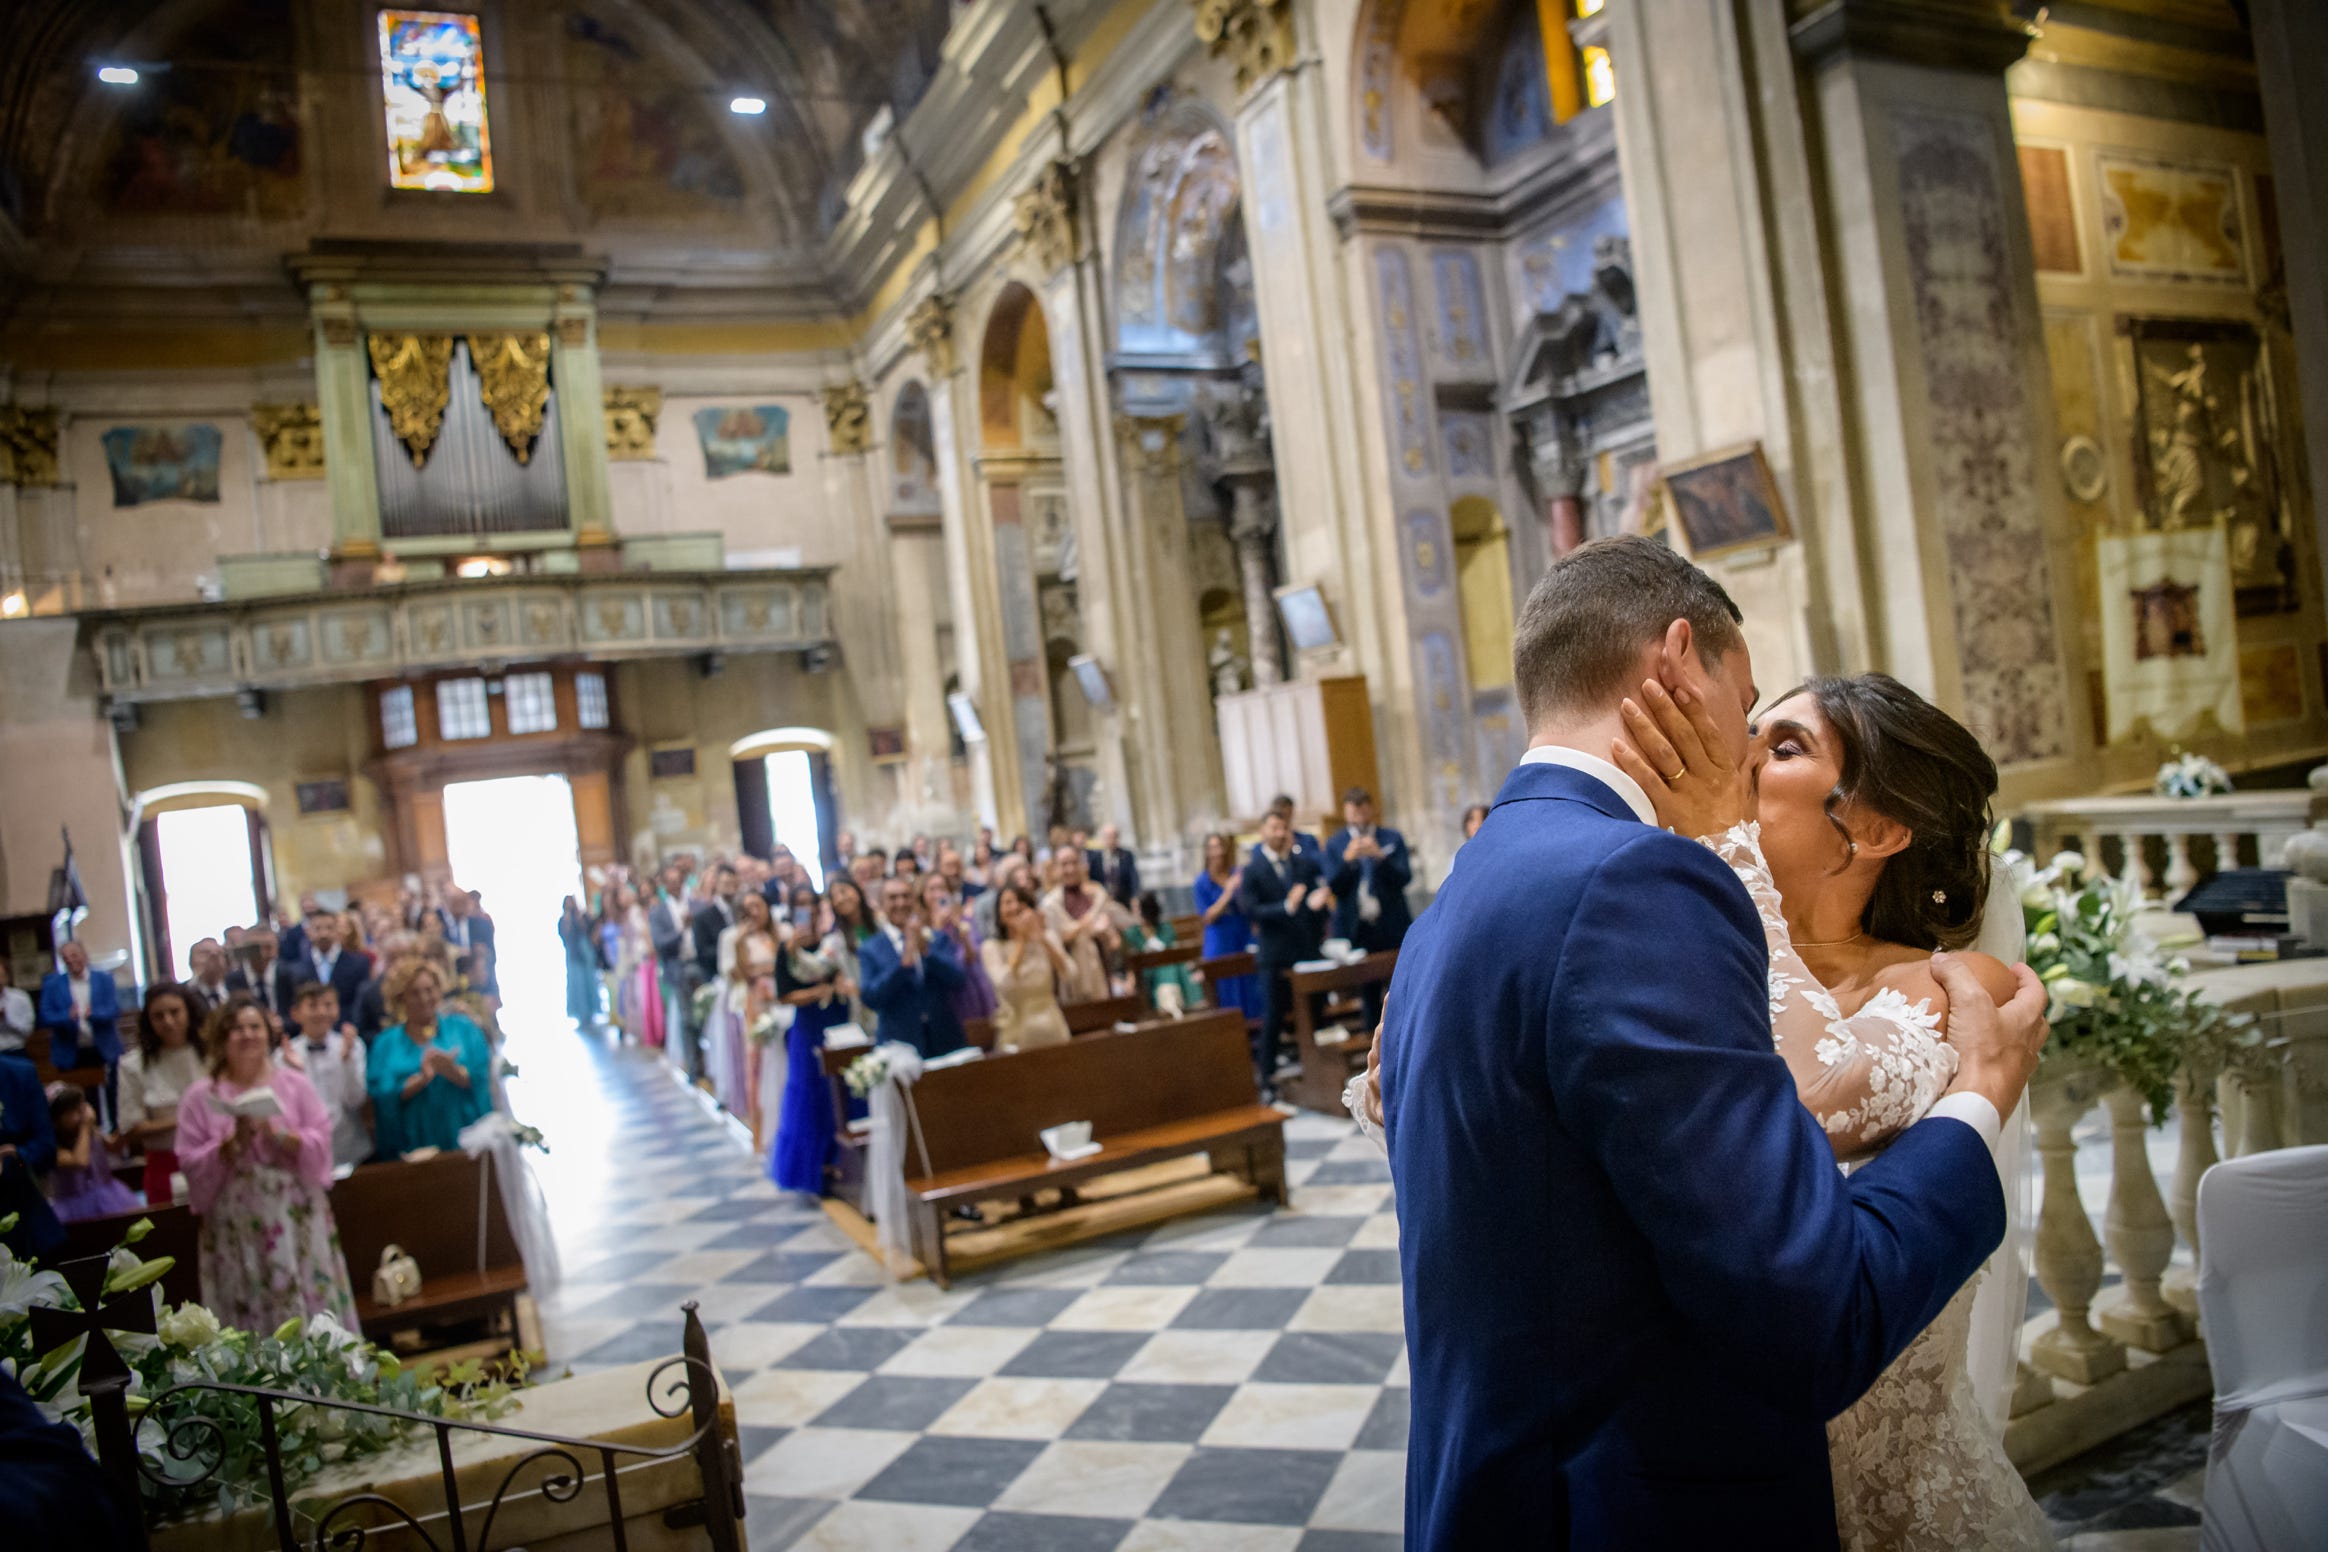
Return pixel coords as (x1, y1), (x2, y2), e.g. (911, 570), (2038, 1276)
(856, 876), (966, 1057)
(437, 890), (497, 997)
(1323, 785), (1413, 1032)
(1085, 824), (1142, 908)
(690, 862), (738, 984)
(277, 891), (322, 965)
(0, 1045), (63, 1259)
(1239, 807), (1332, 1100)
(301, 907), (371, 1013)
(1382, 536), (2046, 1549)
(649, 862), (697, 1074)
(184, 938), (233, 1022)
(226, 926), (307, 1030)
(36, 938), (123, 1075)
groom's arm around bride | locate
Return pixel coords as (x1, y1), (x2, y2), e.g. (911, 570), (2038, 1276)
(1385, 537), (2046, 1552)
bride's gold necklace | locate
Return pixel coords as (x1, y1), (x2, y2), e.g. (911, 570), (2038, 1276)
(1793, 931), (1867, 949)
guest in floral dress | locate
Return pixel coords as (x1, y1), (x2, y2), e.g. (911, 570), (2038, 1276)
(175, 995), (358, 1335)
(367, 960), (495, 1156)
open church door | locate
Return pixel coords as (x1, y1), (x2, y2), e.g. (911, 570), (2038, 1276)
(807, 751), (839, 882)
(734, 755), (774, 861)
(247, 807), (278, 924)
(136, 816), (172, 983)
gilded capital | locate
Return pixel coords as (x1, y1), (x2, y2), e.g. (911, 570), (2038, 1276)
(251, 403), (326, 480)
(906, 294), (956, 378)
(1193, 0), (1297, 95)
(1013, 161), (1079, 277)
(604, 387), (662, 460)
(0, 405), (61, 487)
(823, 382), (873, 455)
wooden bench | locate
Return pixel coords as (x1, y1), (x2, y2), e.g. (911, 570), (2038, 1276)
(56, 1201), (202, 1309)
(1168, 913), (1203, 946)
(331, 1150), (526, 1351)
(1126, 942), (1202, 983)
(1282, 950), (1398, 1113)
(1065, 993), (1145, 1035)
(898, 1009), (1286, 1286)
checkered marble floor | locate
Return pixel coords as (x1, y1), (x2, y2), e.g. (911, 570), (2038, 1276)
(515, 1024), (1407, 1551)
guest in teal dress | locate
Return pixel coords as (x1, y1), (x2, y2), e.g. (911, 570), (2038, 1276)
(367, 959), (493, 1157)
(1127, 891), (1203, 1012)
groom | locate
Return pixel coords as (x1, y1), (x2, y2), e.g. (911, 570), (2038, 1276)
(1382, 537), (2047, 1550)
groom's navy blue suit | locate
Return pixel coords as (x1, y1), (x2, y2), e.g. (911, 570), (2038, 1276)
(1384, 760), (2004, 1550)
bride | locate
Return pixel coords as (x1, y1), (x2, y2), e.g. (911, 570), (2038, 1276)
(1356, 670), (2051, 1552)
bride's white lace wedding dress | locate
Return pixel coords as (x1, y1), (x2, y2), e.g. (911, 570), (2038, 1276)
(1701, 822), (2053, 1552)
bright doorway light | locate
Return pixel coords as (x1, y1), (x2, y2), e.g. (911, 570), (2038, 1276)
(764, 750), (826, 889)
(441, 774), (581, 1009)
(155, 805), (260, 979)
(729, 95), (766, 116)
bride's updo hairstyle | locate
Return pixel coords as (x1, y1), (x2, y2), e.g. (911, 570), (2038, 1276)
(1791, 673), (1998, 951)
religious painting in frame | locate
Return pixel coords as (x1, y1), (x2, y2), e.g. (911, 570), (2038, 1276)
(692, 405), (792, 479)
(2128, 316), (2296, 616)
(1657, 441), (1791, 560)
(867, 726), (907, 765)
(379, 10), (494, 194)
(1274, 583), (1341, 656)
(294, 779), (352, 817)
(101, 425), (222, 506)
(648, 746), (697, 780)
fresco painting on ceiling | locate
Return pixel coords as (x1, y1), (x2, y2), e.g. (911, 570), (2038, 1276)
(693, 406), (792, 478)
(380, 10), (493, 193)
(100, 0), (303, 217)
(102, 425), (223, 507)
(565, 11), (746, 220)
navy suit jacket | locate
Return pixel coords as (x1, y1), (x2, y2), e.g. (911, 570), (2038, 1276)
(227, 959), (308, 1024)
(36, 970), (122, 1067)
(857, 928), (967, 1057)
(1086, 847), (1142, 907)
(1384, 761), (2003, 1551)
(1323, 825), (1413, 949)
(305, 949), (372, 1016)
(1239, 847), (1328, 967)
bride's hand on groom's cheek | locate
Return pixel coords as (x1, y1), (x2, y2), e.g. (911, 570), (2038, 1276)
(1611, 678), (1754, 838)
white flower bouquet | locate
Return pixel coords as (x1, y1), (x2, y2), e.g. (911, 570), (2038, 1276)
(2154, 751), (2233, 799)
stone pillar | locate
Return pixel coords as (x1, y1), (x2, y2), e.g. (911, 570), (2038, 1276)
(1525, 426), (1588, 559)
(1226, 479), (1283, 687)
(923, 316), (1010, 834)
(887, 517), (959, 829)
(308, 287), (383, 573)
(2249, 0), (2328, 592)
(549, 292), (615, 559)
(1117, 413), (1227, 844)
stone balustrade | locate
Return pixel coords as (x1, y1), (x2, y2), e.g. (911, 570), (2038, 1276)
(2005, 959), (2328, 1473)
(2019, 791), (2312, 904)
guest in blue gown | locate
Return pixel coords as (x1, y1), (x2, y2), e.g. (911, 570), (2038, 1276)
(558, 896), (601, 1025)
(768, 904), (849, 1196)
(1192, 832), (1263, 1021)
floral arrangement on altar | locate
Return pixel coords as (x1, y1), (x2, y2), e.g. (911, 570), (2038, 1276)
(2154, 750), (2233, 799)
(2007, 843), (2264, 1119)
(1, 1216), (533, 1521)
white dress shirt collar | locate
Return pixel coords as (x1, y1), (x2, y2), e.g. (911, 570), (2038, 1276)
(1517, 744), (1657, 826)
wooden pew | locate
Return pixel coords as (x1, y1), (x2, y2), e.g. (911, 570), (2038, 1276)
(1125, 942), (1202, 983)
(898, 1010), (1286, 1286)
(1064, 993), (1144, 1036)
(1282, 950), (1398, 1113)
(56, 1202), (202, 1309)
(1168, 913), (1203, 947)
(331, 1150), (525, 1351)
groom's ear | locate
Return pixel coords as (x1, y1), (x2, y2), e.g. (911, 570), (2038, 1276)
(1654, 618), (1697, 691)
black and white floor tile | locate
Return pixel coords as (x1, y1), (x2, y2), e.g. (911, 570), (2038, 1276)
(506, 1018), (2201, 1551)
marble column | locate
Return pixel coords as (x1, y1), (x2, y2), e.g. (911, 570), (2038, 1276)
(920, 302), (1010, 833)
(307, 287), (383, 575)
(1226, 478), (1283, 687)
(548, 295), (615, 562)
(1116, 413), (1226, 842)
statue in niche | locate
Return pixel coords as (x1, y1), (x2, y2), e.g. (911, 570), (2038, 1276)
(2131, 319), (2292, 614)
(1209, 628), (1249, 697)
(1207, 380), (1271, 469)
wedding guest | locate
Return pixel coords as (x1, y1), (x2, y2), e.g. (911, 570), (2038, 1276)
(823, 874), (878, 1029)
(858, 876), (967, 1056)
(367, 960), (493, 1156)
(966, 833), (998, 889)
(184, 938), (233, 1020)
(1460, 803), (1491, 843)
(0, 957), (29, 1054)
(833, 829), (859, 873)
(36, 938), (122, 1085)
(44, 1085), (142, 1222)
(726, 892), (782, 1146)
(690, 863), (739, 983)
(1041, 847), (1121, 1002)
(940, 844), (983, 903)
(921, 874), (996, 1028)
(1127, 892), (1202, 1012)
(1324, 785), (1412, 1029)
(850, 852), (886, 890)
(1193, 833), (1262, 1023)
(176, 995), (359, 1334)
(303, 907), (371, 1011)
(225, 926), (301, 1029)
(560, 896), (601, 1026)
(1009, 834), (1036, 867)
(982, 882), (1072, 1051)
(116, 983), (203, 1204)
(649, 863), (695, 1072)
(348, 930), (418, 1043)
(770, 900), (851, 1196)
(786, 882), (819, 935)
(0, 1040), (63, 1258)
(1087, 824), (1142, 907)
(438, 888), (498, 997)
(290, 983), (370, 1169)
(973, 855), (1031, 942)
(279, 891), (322, 964)
(1241, 806), (1332, 1100)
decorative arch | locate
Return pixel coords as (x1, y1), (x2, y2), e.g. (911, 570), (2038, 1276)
(131, 778), (270, 820)
(1350, 0), (1582, 170)
(1112, 93), (1249, 364)
(978, 282), (1056, 451)
(729, 726), (835, 760)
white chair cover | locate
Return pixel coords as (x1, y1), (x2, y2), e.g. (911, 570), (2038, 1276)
(2196, 1143), (2328, 1551)
(865, 1043), (982, 1270)
(1965, 852), (2037, 1432)
(458, 1111), (562, 1301)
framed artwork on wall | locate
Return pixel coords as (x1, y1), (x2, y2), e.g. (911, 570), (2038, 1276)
(294, 779), (352, 816)
(648, 746), (697, 779)
(868, 726), (907, 764)
(1656, 441), (1791, 560)
(1274, 584), (1341, 656)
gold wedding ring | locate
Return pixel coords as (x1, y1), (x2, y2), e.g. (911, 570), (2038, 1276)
(1665, 766), (1686, 782)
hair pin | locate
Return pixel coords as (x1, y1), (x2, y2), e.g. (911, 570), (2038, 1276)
(1931, 889), (1947, 904)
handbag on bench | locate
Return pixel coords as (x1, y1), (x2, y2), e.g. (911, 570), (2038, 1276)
(372, 1244), (423, 1308)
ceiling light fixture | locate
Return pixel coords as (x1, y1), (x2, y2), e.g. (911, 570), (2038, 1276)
(729, 95), (767, 116)
(97, 65), (141, 85)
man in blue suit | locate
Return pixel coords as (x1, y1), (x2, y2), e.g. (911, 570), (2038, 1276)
(36, 938), (122, 1081)
(857, 875), (967, 1058)
(0, 1044), (64, 1259)
(1239, 807), (1333, 1099)
(301, 907), (372, 1015)
(1324, 784), (1411, 1036)
(1382, 537), (2048, 1551)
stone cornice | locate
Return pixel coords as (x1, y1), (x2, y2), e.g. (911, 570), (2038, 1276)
(1788, 0), (2036, 73)
(1328, 114), (1624, 244)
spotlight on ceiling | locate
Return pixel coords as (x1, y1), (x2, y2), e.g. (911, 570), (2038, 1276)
(729, 95), (767, 116)
(98, 65), (141, 86)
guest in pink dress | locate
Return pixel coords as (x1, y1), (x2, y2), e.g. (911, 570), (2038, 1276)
(176, 995), (358, 1336)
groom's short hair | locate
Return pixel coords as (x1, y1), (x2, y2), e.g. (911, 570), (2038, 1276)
(1514, 536), (1744, 728)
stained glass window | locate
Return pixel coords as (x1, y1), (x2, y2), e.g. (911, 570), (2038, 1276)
(1582, 45), (1615, 108)
(379, 10), (493, 193)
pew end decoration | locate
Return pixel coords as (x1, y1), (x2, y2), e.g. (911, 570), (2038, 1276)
(2008, 845), (2266, 1119)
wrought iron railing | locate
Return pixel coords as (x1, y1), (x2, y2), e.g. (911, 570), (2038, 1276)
(56, 1268), (744, 1552)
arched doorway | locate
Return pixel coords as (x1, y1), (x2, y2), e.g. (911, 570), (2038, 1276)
(728, 727), (839, 885)
(132, 781), (276, 981)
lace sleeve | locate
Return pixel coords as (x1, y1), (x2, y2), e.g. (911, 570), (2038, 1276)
(1699, 822), (1957, 1159)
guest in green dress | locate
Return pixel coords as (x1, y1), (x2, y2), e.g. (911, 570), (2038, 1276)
(368, 959), (494, 1157)
(1126, 891), (1202, 1013)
